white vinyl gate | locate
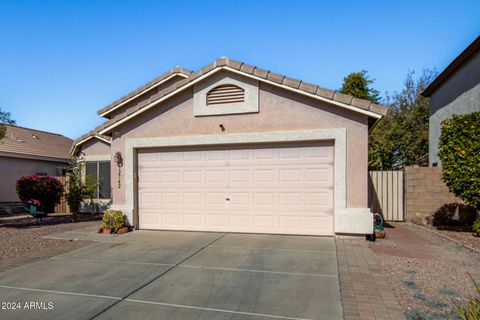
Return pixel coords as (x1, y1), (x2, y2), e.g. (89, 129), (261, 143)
(368, 170), (405, 221)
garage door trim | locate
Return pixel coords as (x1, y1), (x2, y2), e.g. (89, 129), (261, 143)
(123, 129), (346, 229)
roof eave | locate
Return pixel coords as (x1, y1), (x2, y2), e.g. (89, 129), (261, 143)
(70, 134), (111, 155)
(97, 65), (387, 135)
(97, 70), (191, 117)
(422, 35), (480, 97)
(0, 151), (70, 163)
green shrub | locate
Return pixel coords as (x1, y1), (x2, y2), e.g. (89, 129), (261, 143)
(102, 210), (126, 233)
(438, 112), (480, 210)
(455, 273), (480, 320)
(16, 176), (64, 213)
(473, 219), (480, 237)
(101, 210), (114, 230)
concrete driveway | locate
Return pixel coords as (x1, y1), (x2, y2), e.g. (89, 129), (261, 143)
(0, 228), (343, 320)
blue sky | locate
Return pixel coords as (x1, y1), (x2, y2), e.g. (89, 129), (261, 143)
(0, 0), (479, 139)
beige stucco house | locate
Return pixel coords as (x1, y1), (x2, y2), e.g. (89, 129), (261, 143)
(73, 58), (388, 236)
(0, 125), (72, 203)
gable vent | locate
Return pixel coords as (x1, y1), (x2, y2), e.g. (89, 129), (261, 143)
(207, 84), (245, 105)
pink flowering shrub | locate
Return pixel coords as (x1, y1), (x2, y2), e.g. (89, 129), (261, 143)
(16, 176), (64, 213)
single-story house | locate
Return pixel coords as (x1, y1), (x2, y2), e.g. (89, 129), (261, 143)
(73, 58), (388, 236)
(0, 125), (72, 202)
(422, 35), (480, 166)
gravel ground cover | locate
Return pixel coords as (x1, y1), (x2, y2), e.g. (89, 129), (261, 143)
(0, 214), (101, 272)
(419, 224), (480, 252)
(370, 223), (480, 320)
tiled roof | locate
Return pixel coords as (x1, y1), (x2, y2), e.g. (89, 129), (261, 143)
(0, 125), (73, 161)
(97, 66), (193, 116)
(93, 57), (389, 134)
(77, 57), (389, 143)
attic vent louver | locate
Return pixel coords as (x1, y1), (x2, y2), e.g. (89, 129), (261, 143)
(206, 84), (245, 105)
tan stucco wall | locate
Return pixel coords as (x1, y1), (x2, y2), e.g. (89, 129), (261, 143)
(79, 138), (111, 157)
(0, 156), (67, 202)
(109, 76), (369, 208)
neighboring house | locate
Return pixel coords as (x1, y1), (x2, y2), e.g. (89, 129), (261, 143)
(422, 35), (480, 166)
(0, 125), (72, 202)
(73, 58), (388, 236)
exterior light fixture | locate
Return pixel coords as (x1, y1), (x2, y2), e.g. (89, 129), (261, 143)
(114, 152), (123, 188)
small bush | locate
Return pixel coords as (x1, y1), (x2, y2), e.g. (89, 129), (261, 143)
(473, 219), (480, 237)
(16, 176), (64, 213)
(454, 273), (480, 320)
(101, 210), (113, 230)
(102, 210), (127, 233)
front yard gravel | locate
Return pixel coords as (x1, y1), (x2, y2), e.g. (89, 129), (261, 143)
(418, 224), (480, 253)
(370, 223), (480, 320)
(0, 214), (101, 272)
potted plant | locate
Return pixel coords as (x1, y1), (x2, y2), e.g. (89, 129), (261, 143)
(111, 210), (129, 234)
(100, 209), (129, 234)
(100, 210), (114, 234)
(26, 199), (41, 213)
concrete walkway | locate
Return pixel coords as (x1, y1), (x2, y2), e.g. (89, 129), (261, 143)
(0, 228), (343, 320)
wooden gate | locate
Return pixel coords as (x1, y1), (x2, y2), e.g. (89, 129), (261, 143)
(368, 171), (405, 221)
(54, 176), (70, 213)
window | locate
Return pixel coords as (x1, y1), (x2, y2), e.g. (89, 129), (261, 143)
(206, 84), (245, 105)
(85, 161), (111, 199)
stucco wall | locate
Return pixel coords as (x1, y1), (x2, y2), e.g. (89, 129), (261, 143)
(79, 138), (111, 157)
(109, 74), (369, 209)
(0, 156), (67, 202)
(429, 50), (480, 166)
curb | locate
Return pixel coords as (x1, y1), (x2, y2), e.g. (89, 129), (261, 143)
(408, 222), (480, 255)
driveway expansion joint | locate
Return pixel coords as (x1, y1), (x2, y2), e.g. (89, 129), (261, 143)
(89, 232), (228, 320)
(50, 256), (176, 267)
(0, 285), (122, 300)
(209, 244), (337, 253)
(123, 299), (314, 320)
(180, 264), (339, 277)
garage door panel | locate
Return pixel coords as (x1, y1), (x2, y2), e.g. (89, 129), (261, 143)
(183, 192), (203, 205)
(205, 170), (226, 183)
(253, 149), (275, 160)
(138, 144), (334, 235)
(229, 170), (250, 183)
(253, 169), (276, 183)
(161, 171), (181, 183)
(183, 170), (203, 183)
(278, 192), (303, 205)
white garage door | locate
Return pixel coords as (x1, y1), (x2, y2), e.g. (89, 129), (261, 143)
(137, 143), (334, 235)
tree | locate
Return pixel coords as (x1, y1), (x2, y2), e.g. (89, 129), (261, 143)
(65, 158), (99, 222)
(438, 112), (480, 210)
(367, 70), (437, 170)
(339, 70), (380, 103)
(0, 108), (16, 140)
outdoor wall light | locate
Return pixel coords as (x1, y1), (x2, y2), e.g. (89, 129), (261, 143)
(114, 152), (123, 188)
(114, 152), (123, 167)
